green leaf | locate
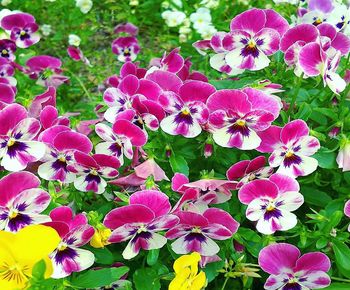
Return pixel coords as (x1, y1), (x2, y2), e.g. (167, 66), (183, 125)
(169, 153), (189, 175)
(332, 240), (350, 279)
(70, 267), (129, 288)
(89, 246), (115, 265)
(147, 249), (160, 266)
(295, 103), (312, 121)
(133, 268), (161, 290)
(31, 259), (46, 280)
(313, 148), (337, 169)
(301, 186), (332, 207)
(324, 283), (350, 289)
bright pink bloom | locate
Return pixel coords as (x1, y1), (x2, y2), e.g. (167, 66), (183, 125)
(259, 243), (331, 289)
(67, 46), (91, 66)
(112, 36), (140, 62)
(0, 171), (51, 232)
(104, 190), (179, 259)
(207, 88), (280, 150)
(300, 0), (334, 27)
(238, 174), (303, 234)
(344, 200), (350, 231)
(114, 22), (138, 36)
(47, 206), (95, 278)
(0, 103), (45, 171)
(28, 86), (56, 118)
(26, 55), (69, 87)
(226, 156), (274, 189)
(317, 23), (350, 57)
(149, 48), (184, 74)
(0, 39), (16, 61)
(67, 151), (120, 194)
(166, 208), (239, 256)
(159, 80), (215, 138)
(38, 126), (92, 183)
(1, 13), (40, 48)
(257, 120), (320, 178)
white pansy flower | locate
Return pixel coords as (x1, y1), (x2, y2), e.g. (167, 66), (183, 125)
(190, 8), (211, 30)
(41, 24), (52, 36)
(69, 34), (81, 46)
(162, 10), (186, 27)
(75, 0), (93, 14)
(1, 0), (12, 6)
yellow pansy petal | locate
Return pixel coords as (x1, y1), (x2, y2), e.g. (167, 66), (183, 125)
(191, 271), (207, 290)
(173, 252), (201, 274)
(13, 225), (60, 261)
(169, 268), (191, 290)
(43, 256), (54, 279)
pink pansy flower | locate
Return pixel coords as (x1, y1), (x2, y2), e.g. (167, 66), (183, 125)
(172, 172), (236, 206)
(299, 42), (346, 94)
(110, 158), (169, 190)
(28, 86), (56, 118)
(223, 9), (289, 72)
(226, 156), (274, 189)
(112, 36), (140, 62)
(238, 174), (304, 235)
(0, 59), (17, 90)
(1, 12), (40, 48)
(0, 83), (15, 105)
(159, 80), (216, 138)
(344, 200), (350, 231)
(47, 206), (95, 278)
(67, 46), (91, 66)
(39, 105), (70, 130)
(67, 151), (120, 194)
(148, 48), (185, 74)
(95, 120), (147, 165)
(166, 208), (239, 256)
(0, 39), (16, 61)
(301, 0), (334, 26)
(207, 88), (280, 150)
(38, 126), (93, 183)
(0, 103), (46, 171)
(104, 190), (179, 259)
(280, 24), (319, 76)
(257, 120), (320, 178)
(259, 243), (331, 290)
(26, 55), (69, 88)
(336, 139), (350, 172)
(0, 171), (51, 232)
(114, 22), (139, 36)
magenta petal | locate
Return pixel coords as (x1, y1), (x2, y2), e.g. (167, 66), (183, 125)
(0, 103), (27, 135)
(269, 173), (300, 193)
(259, 243), (300, 275)
(113, 120), (147, 147)
(74, 151), (98, 168)
(0, 83), (15, 103)
(256, 126), (282, 153)
(238, 179), (279, 204)
(129, 190), (171, 217)
(176, 211), (208, 227)
(246, 156), (267, 173)
(226, 160), (250, 180)
(26, 55), (62, 71)
(104, 204), (155, 229)
(230, 8), (266, 33)
(299, 42), (325, 77)
(119, 74), (139, 96)
(294, 252), (331, 273)
(331, 32), (350, 56)
(93, 154), (121, 169)
(281, 119), (309, 145)
(39, 125), (71, 145)
(345, 200), (350, 218)
(54, 131), (93, 154)
(50, 206), (73, 224)
(264, 9), (289, 37)
(40, 105), (58, 129)
(45, 221), (70, 238)
(120, 62), (137, 78)
(137, 79), (161, 101)
(179, 80), (216, 103)
(280, 24), (319, 52)
(207, 89), (251, 114)
(1, 13), (35, 30)
(146, 70), (182, 93)
(0, 171), (40, 206)
(171, 173), (189, 191)
(203, 208), (239, 234)
(28, 87), (56, 118)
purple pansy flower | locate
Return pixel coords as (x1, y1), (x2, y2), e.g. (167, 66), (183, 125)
(0, 171), (51, 232)
(38, 126), (93, 183)
(207, 88), (280, 150)
(166, 208), (239, 257)
(0, 103), (46, 171)
(28, 86), (57, 118)
(26, 55), (69, 88)
(114, 22), (139, 36)
(148, 48), (185, 74)
(344, 200), (350, 232)
(259, 243), (331, 289)
(159, 80), (216, 138)
(112, 36), (140, 62)
(257, 119), (320, 178)
(238, 174), (304, 234)
(95, 119), (147, 166)
(104, 190), (179, 259)
(67, 46), (91, 66)
(67, 151), (120, 194)
(47, 206), (95, 278)
(226, 155), (274, 189)
(0, 39), (16, 61)
(1, 12), (40, 48)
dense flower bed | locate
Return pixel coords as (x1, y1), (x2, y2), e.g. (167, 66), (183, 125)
(0, 0), (350, 289)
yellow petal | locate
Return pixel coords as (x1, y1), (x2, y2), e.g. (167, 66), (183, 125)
(43, 256), (54, 279)
(173, 252), (201, 274)
(13, 225), (60, 262)
(191, 271), (207, 290)
(169, 268), (191, 290)
(0, 231), (15, 265)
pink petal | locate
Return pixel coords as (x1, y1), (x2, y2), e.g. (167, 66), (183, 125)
(299, 42), (325, 77)
(294, 252), (331, 273)
(207, 89), (251, 114)
(28, 87), (56, 118)
(54, 131), (93, 154)
(0, 103), (27, 135)
(0, 83), (15, 103)
(230, 8), (266, 34)
(345, 200), (350, 218)
(203, 208), (239, 234)
(269, 173), (300, 193)
(113, 119), (147, 147)
(146, 70), (182, 93)
(238, 179), (279, 204)
(179, 80), (216, 103)
(264, 9), (289, 37)
(256, 125), (282, 153)
(171, 173), (190, 191)
(281, 119), (309, 145)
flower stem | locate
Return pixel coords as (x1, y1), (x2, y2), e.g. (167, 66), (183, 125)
(331, 276), (350, 283)
(65, 68), (92, 100)
(221, 276), (229, 290)
(287, 76), (302, 117)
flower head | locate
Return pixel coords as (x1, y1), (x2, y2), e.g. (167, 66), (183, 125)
(112, 36), (140, 62)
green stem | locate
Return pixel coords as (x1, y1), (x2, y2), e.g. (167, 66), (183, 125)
(65, 69), (92, 100)
(287, 76), (302, 117)
(331, 277), (350, 283)
(221, 276), (229, 290)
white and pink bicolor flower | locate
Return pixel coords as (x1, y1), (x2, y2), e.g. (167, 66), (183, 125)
(257, 120), (320, 178)
(0, 103), (46, 171)
(238, 174), (304, 235)
(104, 190), (179, 259)
(0, 171), (51, 232)
(112, 36), (140, 62)
(207, 88), (280, 150)
(344, 200), (350, 232)
(259, 243), (331, 290)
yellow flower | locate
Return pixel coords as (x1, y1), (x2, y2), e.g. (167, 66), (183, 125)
(90, 226), (112, 248)
(169, 252), (207, 290)
(0, 225), (60, 290)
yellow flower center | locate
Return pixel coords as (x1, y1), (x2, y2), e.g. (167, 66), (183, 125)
(58, 155), (66, 162)
(124, 48), (130, 54)
(285, 150), (294, 158)
(2, 49), (7, 54)
(0, 262), (29, 285)
(314, 19), (322, 25)
(236, 119), (246, 126)
(191, 227), (202, 234)
(181, 108), (191, 115)
(8, 209), (18, 219)
(137, 224), (147, 234)
(266, 203), (275, 211)
(248, 173), (256, 181)
(90, 169), (98, 175)
(20, 31), (26, 36)
(57, 243), (67, 251)
(7, 138), (15, 147)
(247, 40), (256, 48)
